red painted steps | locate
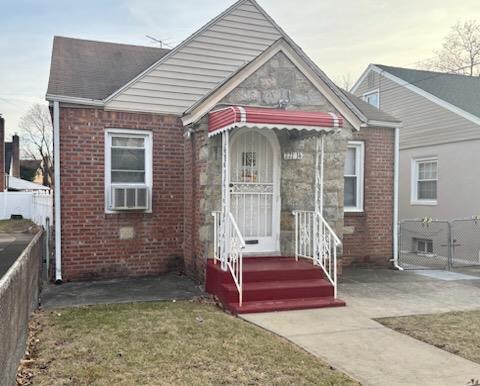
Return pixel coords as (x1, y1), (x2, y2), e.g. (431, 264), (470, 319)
(205, 256), (346, 314)
(227, 297), (346, 314)
(221, 279), (334, 302)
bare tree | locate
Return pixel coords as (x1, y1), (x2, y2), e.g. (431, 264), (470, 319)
(334, 73), (353, 91)
(19, 104), (53, 187)
(429, 20), (480, 76)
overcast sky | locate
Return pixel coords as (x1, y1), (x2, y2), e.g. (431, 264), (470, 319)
(1, 0), (479, 136)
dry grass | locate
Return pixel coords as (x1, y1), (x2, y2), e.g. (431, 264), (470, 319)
(0, 219), (35, 233)
(26, 301), (358, 386)
(378, 310), (480, 364)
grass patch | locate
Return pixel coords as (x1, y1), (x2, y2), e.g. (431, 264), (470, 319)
(0, 219), (35, 233)
(26, 301), (358, 385)
(378, 310), (480, 364)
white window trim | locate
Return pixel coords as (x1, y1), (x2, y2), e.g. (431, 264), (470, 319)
(105, 128), (153, 213)
(344, 141), (364, 213)
(410, 156), (438, 206)
(362, 89), (380, 108)
(414, 238), (434, 255)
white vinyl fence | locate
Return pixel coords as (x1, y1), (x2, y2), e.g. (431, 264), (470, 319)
(0, 192), (52, 226)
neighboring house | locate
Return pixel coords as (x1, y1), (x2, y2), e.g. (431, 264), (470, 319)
(20, 159), (42, 183)
(0, 115), (4, 191)
(46, 0), (401, 313)
(0, 115), (23, 190)
(5, 134), (20, 179)
(6, 175), (50, 192)
(352, 64), (480, 221)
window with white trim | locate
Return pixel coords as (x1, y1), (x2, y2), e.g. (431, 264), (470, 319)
(344, 141), (364, 212)
(411, 157), (437, 205)
(105, 129), (152, 212)
(362, 90), (379, 108)
(414, 238), (434, 255)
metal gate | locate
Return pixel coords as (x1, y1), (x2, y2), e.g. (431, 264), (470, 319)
(399, 218), (480, 270)
(229, 129), (279, 253)
(451, 219), (480, 267)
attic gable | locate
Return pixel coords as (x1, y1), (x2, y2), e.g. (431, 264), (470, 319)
(104, 0), (283, 115)
(182, 39), (365, 130)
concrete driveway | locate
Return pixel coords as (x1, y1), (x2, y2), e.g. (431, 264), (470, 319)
(241, 267), (480, 386)
(0, 232), (35, 278)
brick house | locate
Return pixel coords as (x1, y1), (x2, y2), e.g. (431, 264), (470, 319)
(46, 0), (401, 313)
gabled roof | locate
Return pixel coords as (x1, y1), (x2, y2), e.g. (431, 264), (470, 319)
(46, 0), (370, 123)
(47, 36), (170, 101)
(374, 64), (480, 119)
(182, 38), (400, 128)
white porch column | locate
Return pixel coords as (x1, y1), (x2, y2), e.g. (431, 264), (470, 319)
(314, 134), (325, 215)
(314, 134), (325, 266)
(221, 130), (230, 271)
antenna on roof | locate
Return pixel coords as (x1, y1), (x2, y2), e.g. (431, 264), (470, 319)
(145, 35), (172, 49)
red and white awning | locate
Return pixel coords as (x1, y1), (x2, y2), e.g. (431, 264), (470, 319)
(208, 106), (343, 136)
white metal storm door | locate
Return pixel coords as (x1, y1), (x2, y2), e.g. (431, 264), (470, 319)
(230, 129), (280, 253)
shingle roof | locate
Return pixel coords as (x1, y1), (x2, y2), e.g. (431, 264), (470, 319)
(375, 64), (480, 119)
(46, 36), (400, 125)
(47, 36), (170, 100)
(341, 89), (401, 124)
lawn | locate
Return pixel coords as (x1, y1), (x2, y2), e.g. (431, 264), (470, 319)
(378, 310), (480, 365)
(22, 301), (358, 386)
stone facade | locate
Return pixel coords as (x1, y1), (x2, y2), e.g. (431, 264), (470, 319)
(190, 52), (354, 264)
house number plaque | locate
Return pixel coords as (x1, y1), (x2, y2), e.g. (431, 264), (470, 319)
(283, 152), (304, 160)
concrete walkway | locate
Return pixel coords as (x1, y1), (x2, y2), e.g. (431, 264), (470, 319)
(241, 268), (480, 386)
(41, 273), (203, 309)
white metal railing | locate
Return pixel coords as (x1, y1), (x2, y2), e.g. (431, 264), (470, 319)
(293, 210), (342, 298)
(212, 211), (246, 306)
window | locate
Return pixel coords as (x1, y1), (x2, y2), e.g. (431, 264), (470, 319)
(105, 129), (152, 212)
(344, 141), (364, 212)
(411, 157), (438, 205)
(362, 89), (379, 108)
(414, 238), (434, 255)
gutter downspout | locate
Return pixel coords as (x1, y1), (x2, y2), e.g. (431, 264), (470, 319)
(53, 101), (63, 283)
(393, 127), (403, 270)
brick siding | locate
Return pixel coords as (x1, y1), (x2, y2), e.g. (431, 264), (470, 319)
(57, 106), (395, 280)
(58, 107), (184, 281)
(343, 127), (395, 266)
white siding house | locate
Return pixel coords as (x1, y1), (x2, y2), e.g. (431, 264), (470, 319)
(352, 64), (480, 220)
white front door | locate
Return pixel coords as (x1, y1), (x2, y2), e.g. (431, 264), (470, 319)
(230, 129), (280, 254)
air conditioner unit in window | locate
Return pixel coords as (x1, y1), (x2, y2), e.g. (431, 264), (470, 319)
(111, 186), (149, 211)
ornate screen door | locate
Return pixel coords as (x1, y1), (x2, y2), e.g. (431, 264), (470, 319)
(230, 129), (279, 253)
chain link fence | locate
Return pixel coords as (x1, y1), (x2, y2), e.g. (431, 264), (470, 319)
(399, 218), (480, 270)
(451, 219), (480, 267)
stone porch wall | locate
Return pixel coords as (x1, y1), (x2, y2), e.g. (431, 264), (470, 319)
(187, 51), (353, 274)
(187, 51), (395, 280)
(193, 125), (348, 265)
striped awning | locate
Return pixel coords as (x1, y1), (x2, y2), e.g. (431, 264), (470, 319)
(208, 106), (343, 136)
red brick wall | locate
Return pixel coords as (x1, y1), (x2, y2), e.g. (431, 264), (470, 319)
(342, 127), (395, 266)
(58, 107), (184, 281)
